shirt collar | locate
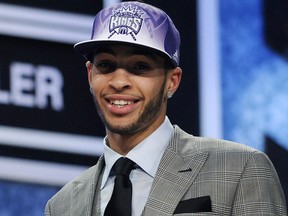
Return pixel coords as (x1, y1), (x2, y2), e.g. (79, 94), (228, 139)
(101, 116), (173, 189)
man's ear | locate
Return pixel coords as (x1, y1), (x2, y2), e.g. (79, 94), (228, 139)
(167, 67), (182, 96)
(86, 61), (93, 85)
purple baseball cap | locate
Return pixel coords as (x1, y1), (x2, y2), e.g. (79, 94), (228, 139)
(74, 1), (180, 67)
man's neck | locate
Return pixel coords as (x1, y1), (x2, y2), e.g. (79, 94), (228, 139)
(106, 117), (165, 155)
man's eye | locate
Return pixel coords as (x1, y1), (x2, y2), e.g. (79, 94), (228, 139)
(128, 64), (151, 74)
(96, 62), (116, 73)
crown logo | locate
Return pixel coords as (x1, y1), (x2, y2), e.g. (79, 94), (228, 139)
(108, 5), (145, 41)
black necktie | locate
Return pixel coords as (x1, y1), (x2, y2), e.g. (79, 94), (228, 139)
(104, 157), (135, 216)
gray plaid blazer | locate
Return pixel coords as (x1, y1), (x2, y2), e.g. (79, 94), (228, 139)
(45, 126), (287, 215)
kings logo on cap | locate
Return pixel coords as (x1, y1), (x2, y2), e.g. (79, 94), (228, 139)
(108, 5), (144, 41)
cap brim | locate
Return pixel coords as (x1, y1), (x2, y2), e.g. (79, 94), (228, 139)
(74, 40), (108, 60)
(74, 40), (176, 67)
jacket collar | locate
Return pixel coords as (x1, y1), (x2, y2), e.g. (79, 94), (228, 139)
(142, 126), (209, 215)
(70, 156), (105, 216)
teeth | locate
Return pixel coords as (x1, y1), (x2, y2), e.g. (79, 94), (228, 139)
(111, 100), (133, 108)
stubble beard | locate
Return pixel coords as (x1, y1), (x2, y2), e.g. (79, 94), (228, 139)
(94, 79), (167, 135)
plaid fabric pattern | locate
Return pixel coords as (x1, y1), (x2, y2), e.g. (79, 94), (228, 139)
(45, 126), (287, 216)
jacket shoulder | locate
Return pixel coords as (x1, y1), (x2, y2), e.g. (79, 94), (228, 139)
(173, 125), (258, 155)
(45, 158), (103, 215)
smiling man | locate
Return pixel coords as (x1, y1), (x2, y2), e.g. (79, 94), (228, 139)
(45, 1), (287, 216)
(87, 44), (180, 155)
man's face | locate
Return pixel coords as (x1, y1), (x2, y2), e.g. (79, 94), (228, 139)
(87, 45), (174, 136)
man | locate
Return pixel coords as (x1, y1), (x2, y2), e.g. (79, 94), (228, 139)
(45, 1), (287, 215)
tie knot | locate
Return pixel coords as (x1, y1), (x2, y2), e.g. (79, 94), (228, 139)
(113, 157), (135, 176)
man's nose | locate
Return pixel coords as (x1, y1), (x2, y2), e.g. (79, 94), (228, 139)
(108, 68), (132, 92)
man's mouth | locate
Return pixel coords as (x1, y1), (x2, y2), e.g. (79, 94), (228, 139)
(110, 100), (134, 108)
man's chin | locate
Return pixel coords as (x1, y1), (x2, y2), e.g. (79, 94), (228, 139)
(104, 120), (139, 135)
(107, 125), (138, 135)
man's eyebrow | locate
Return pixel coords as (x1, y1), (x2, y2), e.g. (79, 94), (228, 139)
(93, 47), (115, 56)
(129, 49), (161, 61)
(93, 46), (161, 61)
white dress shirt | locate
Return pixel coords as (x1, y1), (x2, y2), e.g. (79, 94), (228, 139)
(100, 116), (174, 216)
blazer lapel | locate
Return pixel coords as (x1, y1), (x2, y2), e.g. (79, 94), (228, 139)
(142, 126), (208, 216)
(70, 156), (105, 216)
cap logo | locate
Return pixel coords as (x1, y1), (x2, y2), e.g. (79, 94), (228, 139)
(108, 5), (144, 41)
(172, 50), (179, 66)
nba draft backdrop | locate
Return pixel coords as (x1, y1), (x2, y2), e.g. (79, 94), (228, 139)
(219, 0), (288, 205)
(0, 0), (287, 215)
